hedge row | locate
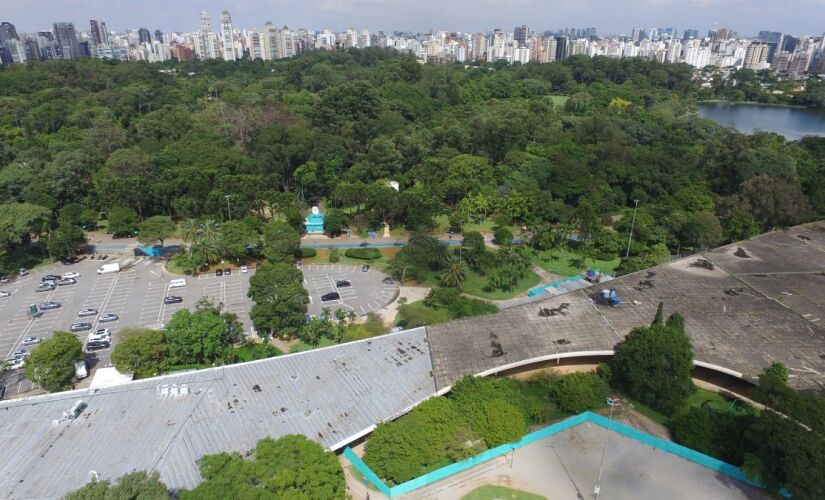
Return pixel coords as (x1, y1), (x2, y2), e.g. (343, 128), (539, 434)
(345, 248), (381, 260)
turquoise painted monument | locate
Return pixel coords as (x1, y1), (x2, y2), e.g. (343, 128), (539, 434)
(305, 206), (324, 233)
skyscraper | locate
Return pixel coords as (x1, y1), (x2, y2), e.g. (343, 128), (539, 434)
(195, 11), (219, 60)
(154, 30), (164, 44)
(138, 27), (152, 44)
(89, 20), (108, 46)
(514, 25), (528, 48)
(0, 22), (18, 43)
(554, 36), (568, 61)
(53, 22), (80, 59)
(219, 11), (236, 61)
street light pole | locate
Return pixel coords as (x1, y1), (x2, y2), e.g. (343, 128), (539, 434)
(595, 398), (619, 499)
(225, 195), (232, 222)
(624, 199), (640, 259)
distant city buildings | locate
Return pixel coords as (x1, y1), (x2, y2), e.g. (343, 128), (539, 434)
(0, 14), (822, 78)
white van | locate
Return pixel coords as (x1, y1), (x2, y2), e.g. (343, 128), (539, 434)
(169, 278), (186, 288)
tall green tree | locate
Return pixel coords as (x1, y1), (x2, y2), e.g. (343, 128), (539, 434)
(180, 435), (345, 499)
(137, 215), (176, 247)
(262, 220), (300, 263)
(112, 328), (169, 378)
(65, 471), (169, 500)
(24, 332), (84, 392)
(247, 262), (308, 338)
(107, 206), (139, 237)
(610, 304), (695, 415)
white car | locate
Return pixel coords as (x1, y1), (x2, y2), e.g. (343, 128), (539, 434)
(62, 272), (80, 279)
(240, 265), (248, 273)
(0, 290), (10, 297)
(22, 336), (42, 346)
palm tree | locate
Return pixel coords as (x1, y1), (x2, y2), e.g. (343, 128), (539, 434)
(196, 219), (221, 248)
(440, 257), (467, 288)
(180, 219), (199, 243)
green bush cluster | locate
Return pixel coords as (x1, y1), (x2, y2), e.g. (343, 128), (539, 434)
(344, 247), (381, 260)
(328, 247), (340, 263)
(297, 247), (317, 258)
(364, 372), (609, 485)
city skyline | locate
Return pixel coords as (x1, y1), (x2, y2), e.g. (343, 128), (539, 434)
(3, 0), (823, 37)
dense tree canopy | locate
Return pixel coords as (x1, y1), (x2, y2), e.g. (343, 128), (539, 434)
(0, 54), (822, 279)
(24, 331), (84, 392)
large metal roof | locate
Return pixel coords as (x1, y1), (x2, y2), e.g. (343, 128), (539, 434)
(0, 328), (435, 498)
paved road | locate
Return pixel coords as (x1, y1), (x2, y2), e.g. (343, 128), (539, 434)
(302, 264), (398, 318)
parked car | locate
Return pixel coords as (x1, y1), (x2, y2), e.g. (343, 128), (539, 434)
(70, 323), (92, 332)
(22, 336), (42, 346)
(0, 276), (9, 283)
(359, 241), (369, 247)
(36, 283), (55, 292)
(42, 274), (61, 282)
(0, 291), (10, 297)
(77, 308), (97, 317)
(62, 271), (80, 279)
(98, 313), (119, 322)
(163, 296), (183, 304)
(11, 349), (29, 358)
(224, 268), (231, 275)
(336, 280), (351, 288)
(215, 269), (223, 277)
(40, 301), (60, 310)
(85, 340), (110, 352)
(18, 268), (28, 276)
(321, 292), (341, 302)
(382, 277), (395, 285)
(361, 265), (370, 272)
(57, 278), (77, 286)
(240, 265), (248, 273)
(295, 261), (302, 270)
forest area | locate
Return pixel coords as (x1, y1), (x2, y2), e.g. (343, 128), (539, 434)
(1, 50), (824, 271)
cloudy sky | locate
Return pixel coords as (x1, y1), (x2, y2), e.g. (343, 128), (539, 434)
(4, 0), (822, 36)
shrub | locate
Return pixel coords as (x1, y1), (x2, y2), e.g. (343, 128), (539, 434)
(473, 399), (527, 447)
(297, 247), (317, 258)
(329, 247), (340, 263)
(551, 372), (608, 413)
(345, 247), (381, 260)
(364, 397), (482, 484)
(493, 226), (513, 245)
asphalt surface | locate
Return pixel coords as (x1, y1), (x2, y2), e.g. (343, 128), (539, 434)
(302, 264), (399, 318)
(1, 258), (256, 398)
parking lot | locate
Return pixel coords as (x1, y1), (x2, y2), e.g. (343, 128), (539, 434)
(302, 264), (398, 318)
(1, 258), (256, 398)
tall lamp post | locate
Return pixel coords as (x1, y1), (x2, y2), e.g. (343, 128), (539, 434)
(595, 398), (620, 499)
(624, 199), (640, 259)
(225, 195), (232, 221)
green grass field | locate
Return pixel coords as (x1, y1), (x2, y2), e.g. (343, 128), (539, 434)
(299, 247), (398, 272)
(461, 269), (542, 300)
(532, 248), (620, 278)
(396, 300), (452, 328)
(434, 215), (516, 237)
(627, 388), (754, 426)
(461, 485), (547, 500)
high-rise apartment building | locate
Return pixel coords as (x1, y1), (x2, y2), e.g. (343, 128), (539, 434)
(89, 20), (109, 46)
(53, 22), (80, 59)
(743, 41), (769, 70)
(554, 36), (568, 60)
(0, 22), (18, 43)
(154, 30), (164, 44)
(220, 10), (236, 61)
(195, 11), (220, 59)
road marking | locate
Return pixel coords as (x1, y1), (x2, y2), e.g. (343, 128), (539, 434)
(156, 284), (171, 325)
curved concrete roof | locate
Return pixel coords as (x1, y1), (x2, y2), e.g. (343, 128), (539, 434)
(2, 224), (825, 498)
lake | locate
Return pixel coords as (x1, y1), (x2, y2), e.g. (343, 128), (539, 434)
(697, 102), (825, 141)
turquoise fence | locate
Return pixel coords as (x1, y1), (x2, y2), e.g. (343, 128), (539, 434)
(344, 411), (783, 498)
(527, 274), (584, 297)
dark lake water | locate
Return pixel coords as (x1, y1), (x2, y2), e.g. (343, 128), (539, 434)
(697, 102), (825, 141)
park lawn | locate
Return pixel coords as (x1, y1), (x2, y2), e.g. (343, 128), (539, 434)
(290, 336), (338, 353)
(547, 95), (569, 108)
(461, 485), (546, 500)
(234, 342), (282, 362)
(396, 300), (452, 328)
(625, 388), (754, 427)
(433, 215), (514, 237)
(533, 248), (620, 278)
(460, 269), (542, 300)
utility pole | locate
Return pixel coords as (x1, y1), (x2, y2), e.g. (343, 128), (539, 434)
(624, 199), (640, 259)
(225, 195), (232, 221)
